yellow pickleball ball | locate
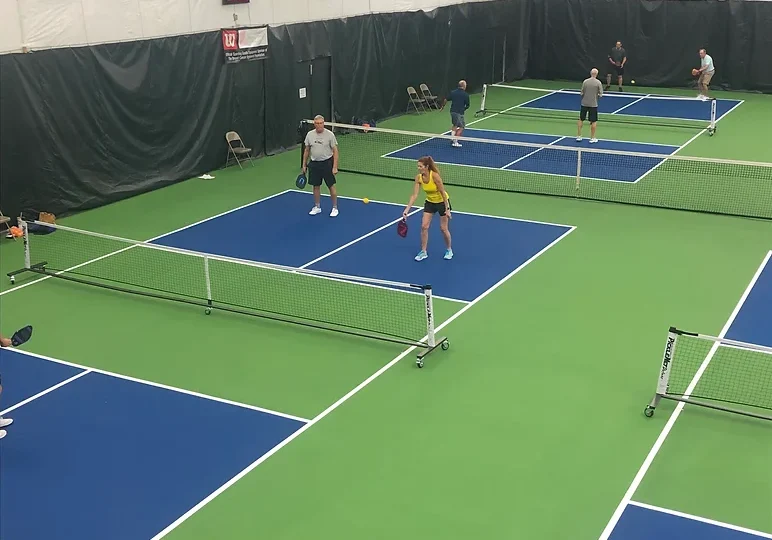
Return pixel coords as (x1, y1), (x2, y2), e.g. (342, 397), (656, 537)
(363, 198), (370, 204)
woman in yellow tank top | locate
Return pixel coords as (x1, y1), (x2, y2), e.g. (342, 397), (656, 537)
(402, 156), (453, 261)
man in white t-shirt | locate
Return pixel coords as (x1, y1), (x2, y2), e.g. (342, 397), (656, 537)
(302, 115), (340, 217)
(697, 49), (715, 101)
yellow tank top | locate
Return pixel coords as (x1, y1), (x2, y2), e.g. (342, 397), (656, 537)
(420, 171), (448, 204)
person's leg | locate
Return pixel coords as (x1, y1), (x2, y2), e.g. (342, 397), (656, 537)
(606, 73), (612, 89)
(591, 121), (597, 140)
(308, 165), (323, 215)
(702, 72), (714, 99)
(324, 160), (338, 216)
(577, 119), (584, 139)
(590, 108), (599, 142)
(439, 215), (452, 259)
(415, 209), (433, 260)
(420, 212), (432, 252)
(617, 74), (623, 90)
(0, 383), (11, 439)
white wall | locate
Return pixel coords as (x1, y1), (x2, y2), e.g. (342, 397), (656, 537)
(0, 0), (495, 54)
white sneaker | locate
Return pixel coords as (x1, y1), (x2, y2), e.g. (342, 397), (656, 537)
(330, 207), (339, 217)
(589, 138), (598, 143)
(576, 137), (583, 142)
(452, 142), (462, 148)
(0, 430), (5, 440)
(0, 418), (12, 428)
(309, 206), (322, 216)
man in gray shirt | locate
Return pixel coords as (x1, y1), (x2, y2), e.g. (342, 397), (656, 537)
(577, 68), (604, 143)
(606, 41), (627, 91)
(302, 115), (340, 217)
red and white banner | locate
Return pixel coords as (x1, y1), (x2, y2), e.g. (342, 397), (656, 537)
(222, 26), (268, 64)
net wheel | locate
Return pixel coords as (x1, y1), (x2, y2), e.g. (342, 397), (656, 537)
(205, 308), (211, 315)
(416, 359), (424, 368)
(441, 340), (450, 351)
(9, 276), (15, 284)
(644, 407), (654, 418)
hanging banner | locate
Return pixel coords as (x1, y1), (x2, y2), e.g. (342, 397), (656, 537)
(222, 26), (268, 63)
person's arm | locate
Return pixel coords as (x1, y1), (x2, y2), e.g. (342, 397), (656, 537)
(621, 54), (627, 67)
(0, 334), (11, 348)
(403, 177), (421, 217)
(433, 174), (451, 216)
(302, 144), (310, 173)
(332, 145), (339, 174)
(464, 93), (470, 110)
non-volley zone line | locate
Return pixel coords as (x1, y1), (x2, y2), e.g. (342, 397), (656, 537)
(151, 219), (577, 539)
(382, 128), (680, 184)
(0, 347), (309, 423)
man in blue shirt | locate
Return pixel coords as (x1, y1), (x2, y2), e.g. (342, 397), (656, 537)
(446, 80), (470, 148)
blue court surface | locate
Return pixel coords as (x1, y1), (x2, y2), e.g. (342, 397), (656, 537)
(0, 190), (575, 539)
(607, 250), (772, 540)
(518, 89), (743, 122)
(384, 128), (679, 183)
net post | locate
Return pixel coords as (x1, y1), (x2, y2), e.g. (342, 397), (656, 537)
(203, 255), (213, 311)
(709, 98), (717, 134)
(480, 84), (488, 114)
(645, 327), (680, 417)
(423, 285), (436, 348)
(21, 219), (31, 269)
(575, 149), (582, 191)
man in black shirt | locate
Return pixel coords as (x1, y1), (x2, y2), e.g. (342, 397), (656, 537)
(446, 80), (470, 148)
(606, 41), (627, 91)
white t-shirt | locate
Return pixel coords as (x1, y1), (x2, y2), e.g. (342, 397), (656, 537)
(304, 128), (337, 161)
(701, 54), (715, 73)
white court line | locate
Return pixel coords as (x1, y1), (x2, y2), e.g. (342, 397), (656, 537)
(598, 249), (772, 540)
(499, 136), (566, 169)
(462, 127), (678, 148)
(299, 207), (424, 270)
(1, 348), (310, 423)
(611, 94), (651, 115)
(382, 152), (638, 185)
(290, 189), (577, 230)
(0, 190), (293, 297)
(0, 369), (91, 416)
(715, 100), (745, 124)
(151, 225), (577, 540)
(628, 501), (772, 539)
(632, 128), (705, 184)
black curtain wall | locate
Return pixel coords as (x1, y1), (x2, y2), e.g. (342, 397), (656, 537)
(0, 0), (768, 221)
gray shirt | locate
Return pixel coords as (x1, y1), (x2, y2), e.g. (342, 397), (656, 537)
(581, 77), (604, 108)
(304, 128), (337, 161)
(609, 47), (626, 64)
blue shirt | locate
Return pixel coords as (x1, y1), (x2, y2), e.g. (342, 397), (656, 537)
(447, 88), (470, 115)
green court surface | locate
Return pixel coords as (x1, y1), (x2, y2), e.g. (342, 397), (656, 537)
(1, 79), (770, 539)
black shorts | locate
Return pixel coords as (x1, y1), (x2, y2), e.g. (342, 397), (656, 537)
(424, 199), (451, 217)
(308, 158), (336, 188)
(580, 106), (598, 123)
(609, 64), (625, 76)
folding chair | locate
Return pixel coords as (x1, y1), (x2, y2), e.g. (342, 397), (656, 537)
(406, 87), (427, 113)
(420, 83), (441, 110)
(0, 210), (15, 240)
(225, 131), (255, 169)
